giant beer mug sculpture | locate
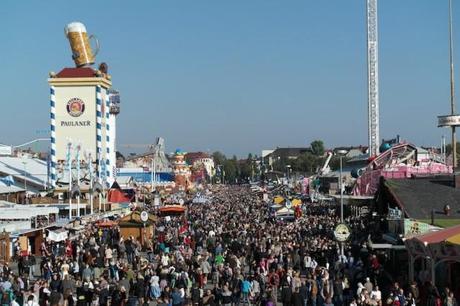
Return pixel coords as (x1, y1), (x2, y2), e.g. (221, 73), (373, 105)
(64, 22), (99, 67)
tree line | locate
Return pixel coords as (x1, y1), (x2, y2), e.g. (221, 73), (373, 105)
(212, 140), (345, 183)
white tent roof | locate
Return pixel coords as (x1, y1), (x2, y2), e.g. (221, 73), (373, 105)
(0, 156), (48, 189)
(0, 184), (24, 194)
(0, 221), (31, 232)
(0, 205), (58, 220)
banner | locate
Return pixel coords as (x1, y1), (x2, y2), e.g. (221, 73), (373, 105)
(404, 219), (431, 236)
(47, 229), (68, 242)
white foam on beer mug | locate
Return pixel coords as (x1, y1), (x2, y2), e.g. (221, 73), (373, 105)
(64, 22), (87, 36)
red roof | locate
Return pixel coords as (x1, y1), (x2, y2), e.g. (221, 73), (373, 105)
(56, 67), (96, 78)
(159, 205), (186, 214)
(185, 152), (211, 164)
(414, 224), (460, 244)
(108, 188), (131, 203)
(97, 220), (117, 227)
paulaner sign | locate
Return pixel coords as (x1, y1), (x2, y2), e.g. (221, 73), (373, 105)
(60, 97), (91, 126)
(438, 115), (460, 127)
(60, 121), (91, 126)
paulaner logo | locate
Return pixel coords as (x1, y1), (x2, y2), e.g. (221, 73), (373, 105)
(67, 98), (85, 117)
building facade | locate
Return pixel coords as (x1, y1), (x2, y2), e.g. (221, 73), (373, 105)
(48, 67), (118, 187)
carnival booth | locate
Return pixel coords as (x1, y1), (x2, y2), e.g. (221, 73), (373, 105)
(404, 224), (460, 287)
(118, 211), (156, 245)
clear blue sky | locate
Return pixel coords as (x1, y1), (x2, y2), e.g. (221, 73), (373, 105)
(0, 0), (458, 156)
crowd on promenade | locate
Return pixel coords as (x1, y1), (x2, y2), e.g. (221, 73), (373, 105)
(0, 185), (458, 306)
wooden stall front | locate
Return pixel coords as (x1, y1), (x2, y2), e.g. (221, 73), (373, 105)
(118, 211), (156, 246)
(20, 228), (45, 256)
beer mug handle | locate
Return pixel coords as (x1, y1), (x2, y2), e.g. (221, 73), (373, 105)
(89, 34), (100, 56)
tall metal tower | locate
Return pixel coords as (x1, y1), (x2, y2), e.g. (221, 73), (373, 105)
(438, 0), (458, 169)
(367, 0), (380, 157)
(448, 0), (457, 168)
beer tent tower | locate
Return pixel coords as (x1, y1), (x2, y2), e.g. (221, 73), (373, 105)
(49, 68), (117, 188)
(49, 22), (118, 190)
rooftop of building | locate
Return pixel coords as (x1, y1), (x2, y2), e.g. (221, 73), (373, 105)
(53, 67), (112, 80)
(269, 147), (312, 156)
(185, 152), (212, 163)
(0, 156), (48, 190)
(384, 176), (460, 221)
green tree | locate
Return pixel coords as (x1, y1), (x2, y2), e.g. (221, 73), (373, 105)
(297, 152), (322, 173)
(272, 156), (288, 172)
(212, 151), (227, 166)
(223, 158), (238, 183)
(238, 153), (255, 181)
(310, 140), (325, 156)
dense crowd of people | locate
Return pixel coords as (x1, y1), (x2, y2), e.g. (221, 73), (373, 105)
(0, 185), (458, 306)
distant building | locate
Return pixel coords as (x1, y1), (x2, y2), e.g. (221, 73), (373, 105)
(263, 147), (312, 167)
(124, 151), (172, 171)
(0, 144), (12, 156)
(123, 138), (172, 172)
(332, 146), (369, 159)
(172, 149), (191, 190)
(119, 138), (174, 185)
(261, 150), (274, 159)
(185, 152), (215, 179)
(377, 175), (459, 219)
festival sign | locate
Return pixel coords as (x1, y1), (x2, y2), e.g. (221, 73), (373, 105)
(438, 115), (460, 127)
(334, 223), (351, 242)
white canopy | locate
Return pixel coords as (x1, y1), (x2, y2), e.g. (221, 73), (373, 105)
(47, 229), (68, 242)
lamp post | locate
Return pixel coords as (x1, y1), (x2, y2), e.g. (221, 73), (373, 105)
(449, 0), (457, 168)
(336, 149), (348, 256)
(22, 160), (27, 203)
